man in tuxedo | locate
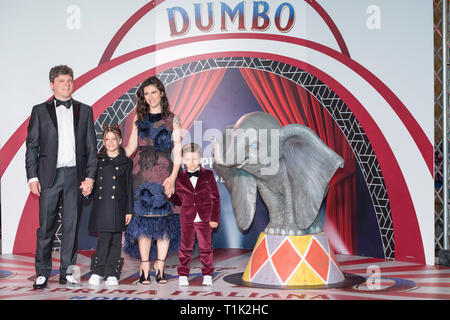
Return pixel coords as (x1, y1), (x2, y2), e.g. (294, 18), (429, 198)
(26, 65), (97, 289)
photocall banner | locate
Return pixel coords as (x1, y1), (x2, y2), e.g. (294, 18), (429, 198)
(0, 0), (434, 265)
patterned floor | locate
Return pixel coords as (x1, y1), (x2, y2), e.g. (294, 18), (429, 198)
(1, 248), (449, 300)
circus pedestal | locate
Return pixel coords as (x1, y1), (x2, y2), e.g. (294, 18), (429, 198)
(242, 232), (345, 287)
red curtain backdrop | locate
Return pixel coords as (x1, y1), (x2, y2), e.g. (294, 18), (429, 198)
(167, 69), (227, 131)
(122, 69), (227, 146)
(240, 68), (357, 255)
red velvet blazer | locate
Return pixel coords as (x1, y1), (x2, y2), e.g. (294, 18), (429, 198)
(169, 166), (220, 224)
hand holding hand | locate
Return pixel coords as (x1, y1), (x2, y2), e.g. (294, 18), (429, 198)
(80, 179), (94, 196)
(163, 176), (176, 197)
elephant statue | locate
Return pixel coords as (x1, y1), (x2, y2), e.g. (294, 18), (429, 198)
(213, 111), (344, 236)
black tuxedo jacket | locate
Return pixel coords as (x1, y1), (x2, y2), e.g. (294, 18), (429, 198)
(25, 99), (97, 188)
(168, 167), (220, 224)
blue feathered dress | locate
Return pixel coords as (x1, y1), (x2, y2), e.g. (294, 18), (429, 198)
(124, 112), (181, 261)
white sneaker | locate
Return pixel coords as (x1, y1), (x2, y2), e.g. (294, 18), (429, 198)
(88, 274), (103, 286)
(66, 274), (79, 284)
(105, 276), (119, 286)
(202, 275), (213, 286)
(178, 276), (189, 286)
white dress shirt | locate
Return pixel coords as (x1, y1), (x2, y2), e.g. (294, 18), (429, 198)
(188, 169), (202, 222)
(28, 100), (76, 183)
(55, 101), (76, 168)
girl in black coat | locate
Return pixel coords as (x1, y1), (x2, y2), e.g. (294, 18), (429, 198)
(88, 123), (133, 286)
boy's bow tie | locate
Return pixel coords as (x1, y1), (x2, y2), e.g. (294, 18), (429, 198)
(187, 170), (199, 178)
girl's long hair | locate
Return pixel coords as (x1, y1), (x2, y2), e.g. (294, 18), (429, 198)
(135, 76), (172, 122)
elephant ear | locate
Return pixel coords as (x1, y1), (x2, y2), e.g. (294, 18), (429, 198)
(280, 124), (344, 229)
(213, 162), (257, 231)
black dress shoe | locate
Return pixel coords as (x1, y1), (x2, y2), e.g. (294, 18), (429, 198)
(33, 276), (48, 289)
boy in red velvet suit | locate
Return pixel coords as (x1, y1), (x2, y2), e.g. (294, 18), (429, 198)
(168, 143), (220, 286)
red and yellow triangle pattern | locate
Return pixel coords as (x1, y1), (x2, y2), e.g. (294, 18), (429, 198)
(242, 232), (345, 286)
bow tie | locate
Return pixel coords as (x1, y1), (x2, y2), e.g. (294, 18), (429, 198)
(187, 170), (199, 178)
(55, 98), (72, 109)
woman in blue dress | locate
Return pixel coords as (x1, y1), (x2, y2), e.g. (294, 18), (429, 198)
(124, 76), (182, 284)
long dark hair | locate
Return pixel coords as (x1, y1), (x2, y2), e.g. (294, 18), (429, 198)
(135, 76), (171, 122)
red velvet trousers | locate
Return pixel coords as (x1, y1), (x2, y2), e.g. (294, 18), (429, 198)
(177, 221), (213, 276)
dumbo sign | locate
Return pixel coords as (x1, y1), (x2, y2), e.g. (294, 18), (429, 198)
(167, 1), (295, 36)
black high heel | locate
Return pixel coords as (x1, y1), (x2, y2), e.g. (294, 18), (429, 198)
(138, 260), (151, 284)
(154, 259), (167, 284)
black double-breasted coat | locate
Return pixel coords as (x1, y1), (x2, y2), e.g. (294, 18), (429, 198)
(88, 148), (133, 233)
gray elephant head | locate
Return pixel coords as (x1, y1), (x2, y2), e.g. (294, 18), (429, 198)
(214, 112), (282, 176)
(213, 111), (344, 236)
